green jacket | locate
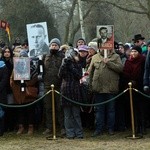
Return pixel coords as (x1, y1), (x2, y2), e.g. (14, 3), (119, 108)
(89, 51), (123, 94)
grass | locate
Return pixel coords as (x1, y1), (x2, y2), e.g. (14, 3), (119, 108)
(0, 129), (150, 150)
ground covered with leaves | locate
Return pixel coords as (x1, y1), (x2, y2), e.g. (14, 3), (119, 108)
(0, 129), (150, 150)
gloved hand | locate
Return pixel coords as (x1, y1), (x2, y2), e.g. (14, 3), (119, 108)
(143, 86), (149, 93)
(62, 58), (73, 71)
(64, 57), (72, 64)
(38, 74), (43, 81)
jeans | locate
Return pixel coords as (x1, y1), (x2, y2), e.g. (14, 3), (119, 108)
(64, 105), (83, 138)
(94, 93), (115, 133)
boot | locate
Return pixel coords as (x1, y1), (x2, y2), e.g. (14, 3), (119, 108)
(17, 124), (24, 135)
(28, 124), (34, 135)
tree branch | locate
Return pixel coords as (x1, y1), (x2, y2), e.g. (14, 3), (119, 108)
(103, 1), (148, 14)
(68, 2), (96, 43)
(82, 0), (148, 15)
(137, 0), (148, 12)
(64, 0), (77, 43)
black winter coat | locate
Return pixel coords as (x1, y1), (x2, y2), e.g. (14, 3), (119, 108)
(43, 51), (64, 89)
(58, 58), (82, 106)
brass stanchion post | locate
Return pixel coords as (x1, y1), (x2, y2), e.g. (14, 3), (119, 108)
(46, 84), (57, 140)
(126, 82), (141, 139)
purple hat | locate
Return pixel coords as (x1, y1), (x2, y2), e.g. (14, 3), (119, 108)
(78, 45), (89, 52)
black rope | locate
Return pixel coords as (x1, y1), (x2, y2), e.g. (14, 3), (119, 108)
(55, 89), (128, 106)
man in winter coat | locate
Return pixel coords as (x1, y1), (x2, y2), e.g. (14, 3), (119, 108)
(42, 38), (65, 135)
(88, 49), (123, 136)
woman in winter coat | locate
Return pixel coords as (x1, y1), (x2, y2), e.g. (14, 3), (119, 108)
(58, 48), (83, 139)
(123, 46), (146, 137)
(1, 46), (15, 131)
(10, 50), (39, 135)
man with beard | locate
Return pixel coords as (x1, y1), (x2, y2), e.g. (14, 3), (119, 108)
(42, 38), (65, 136)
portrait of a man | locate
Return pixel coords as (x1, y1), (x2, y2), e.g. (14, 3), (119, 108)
(27, 22), (49, 57)
(97, 25), (114, 50)
(13, 57), (30, 80)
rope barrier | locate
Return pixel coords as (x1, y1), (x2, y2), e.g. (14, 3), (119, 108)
(133, 88), (150, 98)
(0, 90), (52, 108)
(55, 88), (129, 106)
(3, 86), (149, 109)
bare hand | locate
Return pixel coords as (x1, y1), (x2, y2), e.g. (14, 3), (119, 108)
(103, 58), (109, 63)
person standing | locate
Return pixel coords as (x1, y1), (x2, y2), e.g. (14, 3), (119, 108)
(1, 46), (15, 131)
(1, 46), (14, 103)
(42, 38), (65, 135)
(89, 48), (123, 136)
(58, 48), (83, 139)
(123, 46), (146, 136)
(10, 50), (39, 135)
(80, 42), (97, 129)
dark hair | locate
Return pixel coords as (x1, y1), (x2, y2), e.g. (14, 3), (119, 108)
(1, 46), (14, 58)
(99, 27), (108, 33)
(76, 38), (86, 48)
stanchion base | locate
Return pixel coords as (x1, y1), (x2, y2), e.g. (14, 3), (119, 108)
(126, 135), (143, 139)
(46, 136), (58, 140)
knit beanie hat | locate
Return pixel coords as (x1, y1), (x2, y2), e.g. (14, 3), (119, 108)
(49, 38), (61, 47)
(88, 42), (98, 51)
(20, 49), (28, 57)
(131, 46), (142, 54)
(78, 45), (89, 52)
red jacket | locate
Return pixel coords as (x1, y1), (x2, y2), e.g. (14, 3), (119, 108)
(123, 54), (145, 90)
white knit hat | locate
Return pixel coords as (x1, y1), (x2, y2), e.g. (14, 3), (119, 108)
(88, 42), (98, 51)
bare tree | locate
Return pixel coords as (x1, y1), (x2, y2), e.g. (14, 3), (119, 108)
(82, 0), (150, 19)
(81, 0), (150, 42)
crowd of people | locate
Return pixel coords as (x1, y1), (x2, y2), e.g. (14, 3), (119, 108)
(0, 33), (150, 140)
